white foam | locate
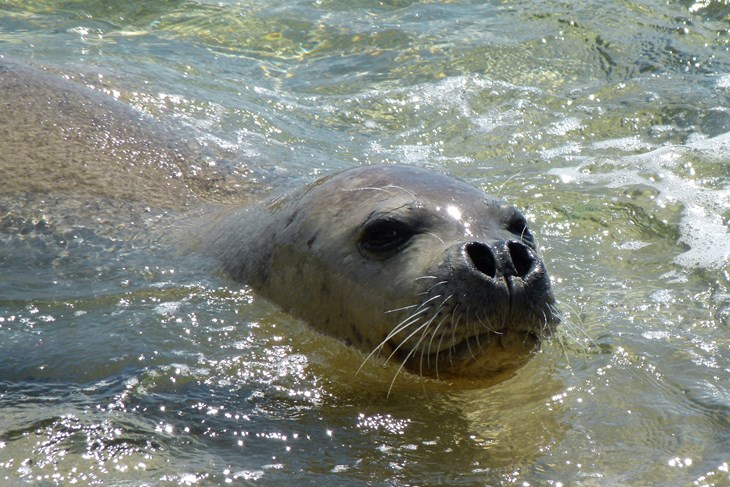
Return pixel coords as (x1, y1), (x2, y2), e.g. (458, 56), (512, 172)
(546, 117), (582, 136)
(591, 135), (654, 152)
(155, 301), (181, 316)
(716, 74), (730, 90)
(615, 241), (651, 251)
(549, 133), (730, 270)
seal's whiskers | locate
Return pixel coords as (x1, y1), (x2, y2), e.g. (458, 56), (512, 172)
(384, 304), (419, 314)
(356, 300), (436, 375)
(385, 295), (452, 366)
(432, 304), (460, 377)
(447, 308), (463, 368)
(386, 309), (444, 397)
(425, 302), (453, 370)
(475, 310), (503, 335)
(417, 280), (448, 297)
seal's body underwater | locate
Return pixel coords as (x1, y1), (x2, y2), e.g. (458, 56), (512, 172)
(206, 164), (559, 378)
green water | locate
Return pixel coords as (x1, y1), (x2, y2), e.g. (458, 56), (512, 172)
(1, 0), (730, 485)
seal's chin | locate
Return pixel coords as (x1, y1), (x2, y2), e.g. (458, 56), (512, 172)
(394, 329), (543, 378)
(454, 330), (540, 356)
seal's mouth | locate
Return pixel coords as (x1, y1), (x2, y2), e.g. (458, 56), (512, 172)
(460, 330), (539, 353)
(375, 274), (560, 378)
(388, 328), (543, 377)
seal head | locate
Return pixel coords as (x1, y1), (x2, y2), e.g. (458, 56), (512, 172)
(211, 164), (559, 378)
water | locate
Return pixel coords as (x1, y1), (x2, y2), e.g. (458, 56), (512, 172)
(1, 0), (730, 484)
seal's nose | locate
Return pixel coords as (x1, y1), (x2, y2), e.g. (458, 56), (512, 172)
(464, 241), (497, 278)
(464, 240), (537, 280)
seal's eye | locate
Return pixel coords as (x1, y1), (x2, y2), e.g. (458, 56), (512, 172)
(507, 214), (535, 247)
(358, 219), (416, 257)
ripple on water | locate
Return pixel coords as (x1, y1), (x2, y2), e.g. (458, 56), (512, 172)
(2, 0), (730, 485)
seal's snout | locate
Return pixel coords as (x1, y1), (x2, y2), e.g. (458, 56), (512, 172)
(464, 240), (538, 281)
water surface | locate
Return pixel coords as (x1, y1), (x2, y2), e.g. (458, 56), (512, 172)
(1, 0), (730, 485)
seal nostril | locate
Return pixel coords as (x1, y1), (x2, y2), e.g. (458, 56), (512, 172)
(507, 240), (535, 278)
(465, 242), (497, 278)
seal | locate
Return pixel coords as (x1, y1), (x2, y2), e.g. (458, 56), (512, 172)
(1, 58), (558, 380)
(205, 164), (559, 378)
